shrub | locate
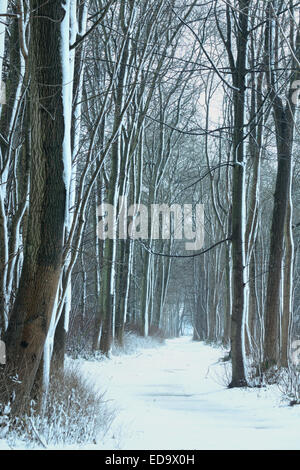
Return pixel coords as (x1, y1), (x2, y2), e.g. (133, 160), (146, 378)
(277, 366), (300, 406)
(112, 331), (165, 356)
(0, 363), (115, 448)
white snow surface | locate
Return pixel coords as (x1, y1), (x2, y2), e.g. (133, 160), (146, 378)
(2, 336), (300, 450)
(80, 336), (300, 450)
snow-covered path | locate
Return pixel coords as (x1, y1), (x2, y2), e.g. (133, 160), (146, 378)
(84, 337), (300, 450)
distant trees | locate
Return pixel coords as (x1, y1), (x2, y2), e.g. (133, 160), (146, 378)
(190, 0), (300, 384)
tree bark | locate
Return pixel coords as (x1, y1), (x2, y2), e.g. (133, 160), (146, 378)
(228, 0), (250, 388)
(4, 0), (66, 413)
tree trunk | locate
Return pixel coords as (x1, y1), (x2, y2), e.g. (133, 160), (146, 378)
(264, 122), (294, 368)
(228, 0), (249, 388)
(4, 0), (66, 413)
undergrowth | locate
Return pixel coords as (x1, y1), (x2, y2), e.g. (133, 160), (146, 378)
(0, 363), (115, 448)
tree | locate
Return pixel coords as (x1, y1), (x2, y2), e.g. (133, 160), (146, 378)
(4, 0), (67, 413)
(263, 1), (299, 368)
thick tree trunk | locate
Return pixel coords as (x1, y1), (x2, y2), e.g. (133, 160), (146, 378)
(264, 127), (293, 368)
(4, 0), (66, 413)
(214, 0), (249, 386)
(228, 0), (249, 388)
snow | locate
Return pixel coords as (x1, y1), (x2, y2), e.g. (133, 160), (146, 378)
(60, 0), (73, 208)
(80, 337), (300, 450)
(0, 439), (11, 450)
(3, 336), (300, 450)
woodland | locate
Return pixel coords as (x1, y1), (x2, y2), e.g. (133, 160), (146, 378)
(0, 0), (299, 444)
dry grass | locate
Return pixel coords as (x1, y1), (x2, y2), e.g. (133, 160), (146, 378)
(277, 366), (300, 406)
(0, 363), (115, 448)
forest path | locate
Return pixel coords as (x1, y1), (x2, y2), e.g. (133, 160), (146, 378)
(85, 336), (300, 450)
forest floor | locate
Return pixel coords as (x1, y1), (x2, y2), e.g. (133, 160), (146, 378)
(80, 336), (300, 450)
(2, 336), (300, 450)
